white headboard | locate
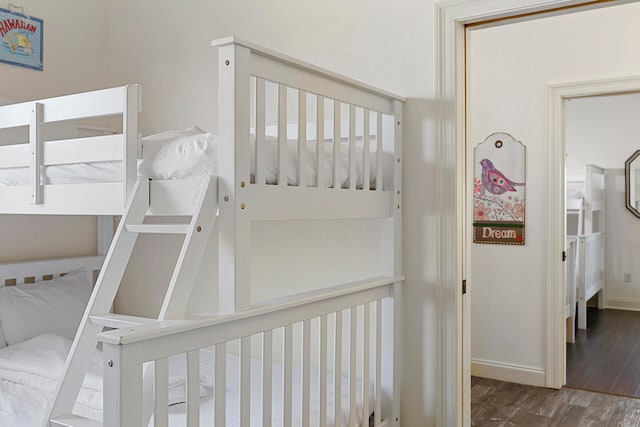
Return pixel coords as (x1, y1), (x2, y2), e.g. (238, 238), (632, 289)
(0, 255), (104, 286)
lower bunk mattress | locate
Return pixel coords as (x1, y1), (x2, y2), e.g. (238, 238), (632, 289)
(0, 333), (373, 427)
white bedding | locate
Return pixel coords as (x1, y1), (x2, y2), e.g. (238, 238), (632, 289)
(0, 162), (123, 187)
(567, 181), (585, 200)
(0, 131), (379, 189)
(0, 333), (204, 427)
(0, 334), (373, 427)
(0, 333), (103, 427)
(163, 350), (374, 427)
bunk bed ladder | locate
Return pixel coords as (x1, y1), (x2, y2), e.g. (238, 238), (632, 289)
(48, 176), (217, 427)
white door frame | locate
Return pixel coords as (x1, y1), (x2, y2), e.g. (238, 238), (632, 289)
(548, 75), (640, 389)
(432, 1), (628, 426)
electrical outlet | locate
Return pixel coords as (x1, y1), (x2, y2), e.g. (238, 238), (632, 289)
(624, 273), (632, 283)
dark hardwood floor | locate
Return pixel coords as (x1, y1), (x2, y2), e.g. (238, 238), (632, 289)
(567, 308), (640, 398)
(471, 309), (640, 425)
(471, 376), (640, 426)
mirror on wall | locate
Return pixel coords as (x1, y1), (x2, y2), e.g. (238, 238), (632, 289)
(625, 150), (640, 218)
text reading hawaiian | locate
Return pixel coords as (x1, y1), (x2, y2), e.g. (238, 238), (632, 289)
(0, 18), (36, 38)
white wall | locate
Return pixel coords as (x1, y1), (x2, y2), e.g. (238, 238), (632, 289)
(605, 169), (640, 309)
(566, 93), (640, 310)
(467, 2), (640, 386)
(566, 93), (640, 177)
(105, 1), (440, 424)
(0, 1), (110, 263)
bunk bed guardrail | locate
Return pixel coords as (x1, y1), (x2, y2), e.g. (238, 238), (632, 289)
(0, 85), (140, 213)
(97, 277), (402, 427)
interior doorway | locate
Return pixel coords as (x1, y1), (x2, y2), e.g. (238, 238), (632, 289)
(463, 3), (640, 425)
(433, 1), (640, 426)
(564, 91), (640, 398)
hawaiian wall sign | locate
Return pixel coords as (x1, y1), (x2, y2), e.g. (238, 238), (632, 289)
(473, 133), (526, 245)
(0, 6), (43, 71)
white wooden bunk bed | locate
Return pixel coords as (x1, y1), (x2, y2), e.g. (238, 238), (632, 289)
(0, 37), (404, 427)
(566, 165), (606, 330)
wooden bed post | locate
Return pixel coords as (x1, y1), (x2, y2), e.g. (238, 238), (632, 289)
(381, 99), (403, 426)
(392, 99), (403, 426)
(123, 85), (140, 206)
(29, 102), (44, 204)
(216, 38), (252, 314)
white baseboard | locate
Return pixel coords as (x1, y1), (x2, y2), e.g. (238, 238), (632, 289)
(606, 297), (640, 311)
(471, 358), (546, 387)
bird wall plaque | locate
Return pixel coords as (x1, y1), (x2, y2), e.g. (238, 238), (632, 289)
(473, 133), (526, 245)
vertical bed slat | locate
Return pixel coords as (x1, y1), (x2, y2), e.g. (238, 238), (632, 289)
(320, 315), (328, 427)
(298, 90), (308, 188)
(215, 342), (227, 427)
(376, 113), (383, 192)
(255, 78), (266, 186)
(263, 330), (273, 427)
(154, 358), (169, 427)
(284, 324), (294, 427)
(316, 96), (325, 188)
(362, 110), (371, 191)
(241, 336), (251, 426)
(278, 84), (288, 186)
(30, 102), (43, 204)
(375, 300), (382, 426)
(348, 105), (357, 190)
(349, 307), (357, 427)
(363, 303), (371, 425)
(187, 350), (200, 427)
(302, 319), (311, 427)
(335, 310), (343, 427)
(123, 85), (139, 205)
(333, 102), (341, 190)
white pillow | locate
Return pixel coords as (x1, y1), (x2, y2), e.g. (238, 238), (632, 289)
(0, 270), (92, 346)
(140, 126), (205, 158)
(138, 127), (218, 180)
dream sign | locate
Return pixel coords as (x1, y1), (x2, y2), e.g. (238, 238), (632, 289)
(473, 133), (526, 245)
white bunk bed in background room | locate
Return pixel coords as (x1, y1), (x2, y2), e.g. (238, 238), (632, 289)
(566, 164), (606, 331)
(0, 37), (404, 427)
(565, 236), (577, 343)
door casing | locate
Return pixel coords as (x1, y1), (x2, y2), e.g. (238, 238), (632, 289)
(432, 1), (635, 426)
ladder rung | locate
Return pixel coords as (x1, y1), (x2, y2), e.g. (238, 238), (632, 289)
(90, 313), (157, 329)
(50, 414), (103, 427)
(125, 224), (190, 234)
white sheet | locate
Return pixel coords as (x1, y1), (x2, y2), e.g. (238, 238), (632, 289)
(0, 333), (103, 427)
(0, 333), (205, 427)
(0, 162), (123, 187)
(157, 351), (374, 427)
(0, 134), (380, 189)
(567, 181), (585, 200)
(0, 334), (374, 427)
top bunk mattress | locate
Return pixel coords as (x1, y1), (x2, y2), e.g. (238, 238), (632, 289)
(0, 127), (382, 189)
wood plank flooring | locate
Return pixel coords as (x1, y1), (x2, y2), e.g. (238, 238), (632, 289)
(471, 376), (640, 426)
(567, 308), (640, 398)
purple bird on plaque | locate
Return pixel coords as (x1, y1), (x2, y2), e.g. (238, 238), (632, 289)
(480, 158), (524, 195)
(473, 133), (526, 245)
